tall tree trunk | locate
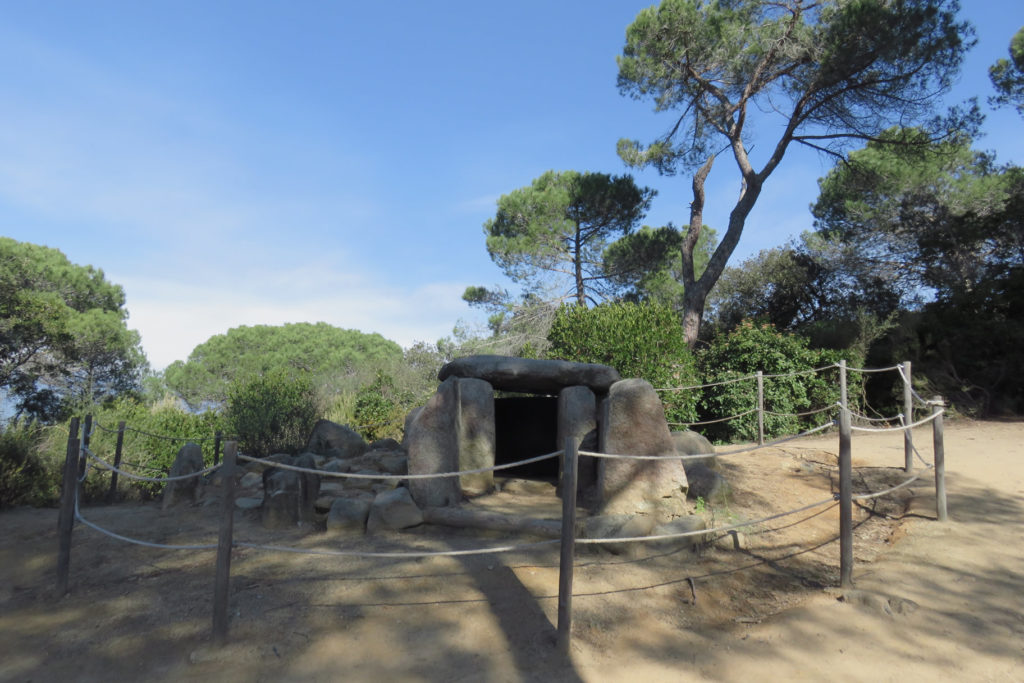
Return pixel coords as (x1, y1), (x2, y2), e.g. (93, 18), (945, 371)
(574, 223), (586, 306)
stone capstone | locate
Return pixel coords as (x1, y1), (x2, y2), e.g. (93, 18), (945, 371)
(598, 379), (689, 518)
(161, 442), (204, 511)
(438, 355), (621, 395)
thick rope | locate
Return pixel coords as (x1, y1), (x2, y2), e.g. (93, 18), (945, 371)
(83, 446), (221, 483)
(581, 420), (835, 462)
(232, 539), (560, 558)
(844, 364), (902, 374)
(576, 495), (838, 545)
(849, 409), (942, 433)
(237, 449), (562, 480)
(668, 409), (758, 427)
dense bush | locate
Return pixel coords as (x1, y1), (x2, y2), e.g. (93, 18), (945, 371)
(547, 302), (699, 423)
(0, 420), (60, 508)
(352, 371), (415, 442)
(698, 321), (859, 442)
(226, 370), (318, 458)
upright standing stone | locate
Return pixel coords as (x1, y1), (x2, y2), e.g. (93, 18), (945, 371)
(598, 379), (688, 518)
(406, 376), (461, 507)
(458, 378), (496, 495)
(557, 385), (598, 501)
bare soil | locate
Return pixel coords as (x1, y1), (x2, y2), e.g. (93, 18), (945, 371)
(2, 420), (1022, 682)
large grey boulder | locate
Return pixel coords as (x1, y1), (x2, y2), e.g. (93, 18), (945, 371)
(161, 442), (205, 511)
(406, 377), (461, 507)
(598, 379), (688, 518)
(367, 487), (424, 532)
(306, 420), (368, 460)
(260, 453), (321, 529)
(458, 378), (496, 495)
(438, 355), (620, 395)
(672, 430), (718, 470)
(327, 497), (371, 535)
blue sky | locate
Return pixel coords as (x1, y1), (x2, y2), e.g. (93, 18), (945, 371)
(3, 1), (1022, 370)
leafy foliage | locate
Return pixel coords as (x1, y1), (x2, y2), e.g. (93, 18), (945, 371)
(989, 26), (1024, 117)
(547, 302), (699, 423)
(226, 370), (319, 458)
(480, 170), (654, 306)
(603, 224), (717, 309)
(353, 371), (415, 442)
(0, 238), (147, 420)
(0, 420), (59, 508)
(616, 0), (976, 344)
(698, 322), (856, 443)
(164, 322), (402, 409)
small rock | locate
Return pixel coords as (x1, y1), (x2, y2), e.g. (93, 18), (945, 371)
(366, 488), (423, 533)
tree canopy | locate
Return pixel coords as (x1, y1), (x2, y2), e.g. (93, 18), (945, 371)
(163, 322), (403, 409)
(812, 129), (1023, 299)
(0, 238), (146, 419)
(480, 170), (655, 306)
(989, 26), (1024, 117)
(616, 0), (976, 345)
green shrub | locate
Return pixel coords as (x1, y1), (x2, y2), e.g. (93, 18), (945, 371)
(698, 321), (859, 442)
(547, 302), (699, 424)
(353, 371), (414, 442)
(226, 369), (318, 458)
(0, 420), (61, 508)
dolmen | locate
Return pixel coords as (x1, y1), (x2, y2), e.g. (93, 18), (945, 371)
(405, 355), (690, 520)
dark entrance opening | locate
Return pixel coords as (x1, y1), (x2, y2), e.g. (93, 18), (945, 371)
(494, 396), (559, 481)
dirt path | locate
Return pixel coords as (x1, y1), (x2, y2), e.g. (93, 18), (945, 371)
(1, 420), (1022, 682)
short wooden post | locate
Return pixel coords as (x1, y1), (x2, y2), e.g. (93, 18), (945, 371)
(756, 371), (765, 446)
(839, 360), (848, 412)
(79, 414), (93, 482)
(212, 441), (237, 644)
(903, 361), (914, 473)
(931, 397), (948, 522)
(107, 420), (126, 503)
(838, 406), (853, 588)
(57, 417), (81, 596)
(213, 431), (222, 466)
(557, 437), (579, 655)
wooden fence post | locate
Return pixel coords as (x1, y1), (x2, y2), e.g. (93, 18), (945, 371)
(756, 371), (765, 446)
(903, 361), (914, 473)
(213, 431), (222, 466)
(213, 441), (237, 644)
(838, 406), (853, 588)
(79, 414), (92, 482)
(839, 360), (848, 413)
(57, 417), (81, 596)
(557, 436), (579, 655)
(931, 397), (948, 522)
(107, 421), (126, 503)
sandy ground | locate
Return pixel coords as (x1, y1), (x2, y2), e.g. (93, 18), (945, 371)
(1, 419), (1022, 682)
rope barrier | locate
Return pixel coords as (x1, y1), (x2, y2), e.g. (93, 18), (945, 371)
(849, 410), (904, 424)
(764, 403), (840, 418)
(581, 420), (836, 462)
(74, 495), (219, 550)
(83, 447), (221, 483)
(896, 365), (936, 408)
(851, 469), (929, 501)
(761, 363), (839, 379)
(849, 409), (942, 433)
(576, 495), (838, 545)
(668, 408), (759, 427)
(845, 364), (903, 374)
(656, 374), (755, 392)
(237, 449), (563, 481)
(232, 539), (560, 559)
